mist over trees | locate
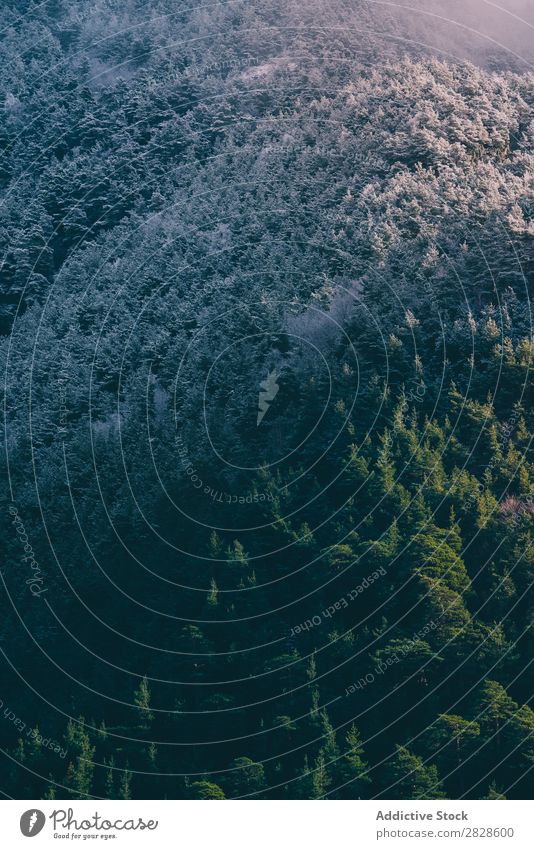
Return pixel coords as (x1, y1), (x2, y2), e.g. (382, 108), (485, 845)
(376, 0), (534, 67)
(0, 0), (533, 800)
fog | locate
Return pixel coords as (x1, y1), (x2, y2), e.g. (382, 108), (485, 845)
(275, 0), (534, 72)
(365, 0), (534, 68)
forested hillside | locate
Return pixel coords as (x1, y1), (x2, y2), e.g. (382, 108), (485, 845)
(1, 0), (533, 799)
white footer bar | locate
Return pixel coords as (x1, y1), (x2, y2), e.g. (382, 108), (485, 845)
(2, 800), (531, 848)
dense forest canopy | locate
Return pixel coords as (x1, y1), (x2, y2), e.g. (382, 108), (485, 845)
(0, 0), (533, 800)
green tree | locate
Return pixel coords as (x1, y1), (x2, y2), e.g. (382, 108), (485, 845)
(382, 746), (445, 800)
(224, 757), (266, 798)
(134, 676), (154, 727)
(189, 781), (226, 800)
(337, 723), (371, 799)
(65, 718), (95, 799)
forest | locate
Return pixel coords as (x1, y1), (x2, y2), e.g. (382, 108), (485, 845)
(0, 0), (533, 800)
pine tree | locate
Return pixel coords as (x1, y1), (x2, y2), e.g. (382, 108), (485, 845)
(134, 676), (154, 727)
(382, 746), (445, 800)
(105, 757), (115, 798)
(65, 718), (95, 799)
(224, 757), (266, 798)
(119, 767), (133, 800)
(189, 781), (226, 800)
(337, 723), (371, 799)
(311, 750), (331, 799)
